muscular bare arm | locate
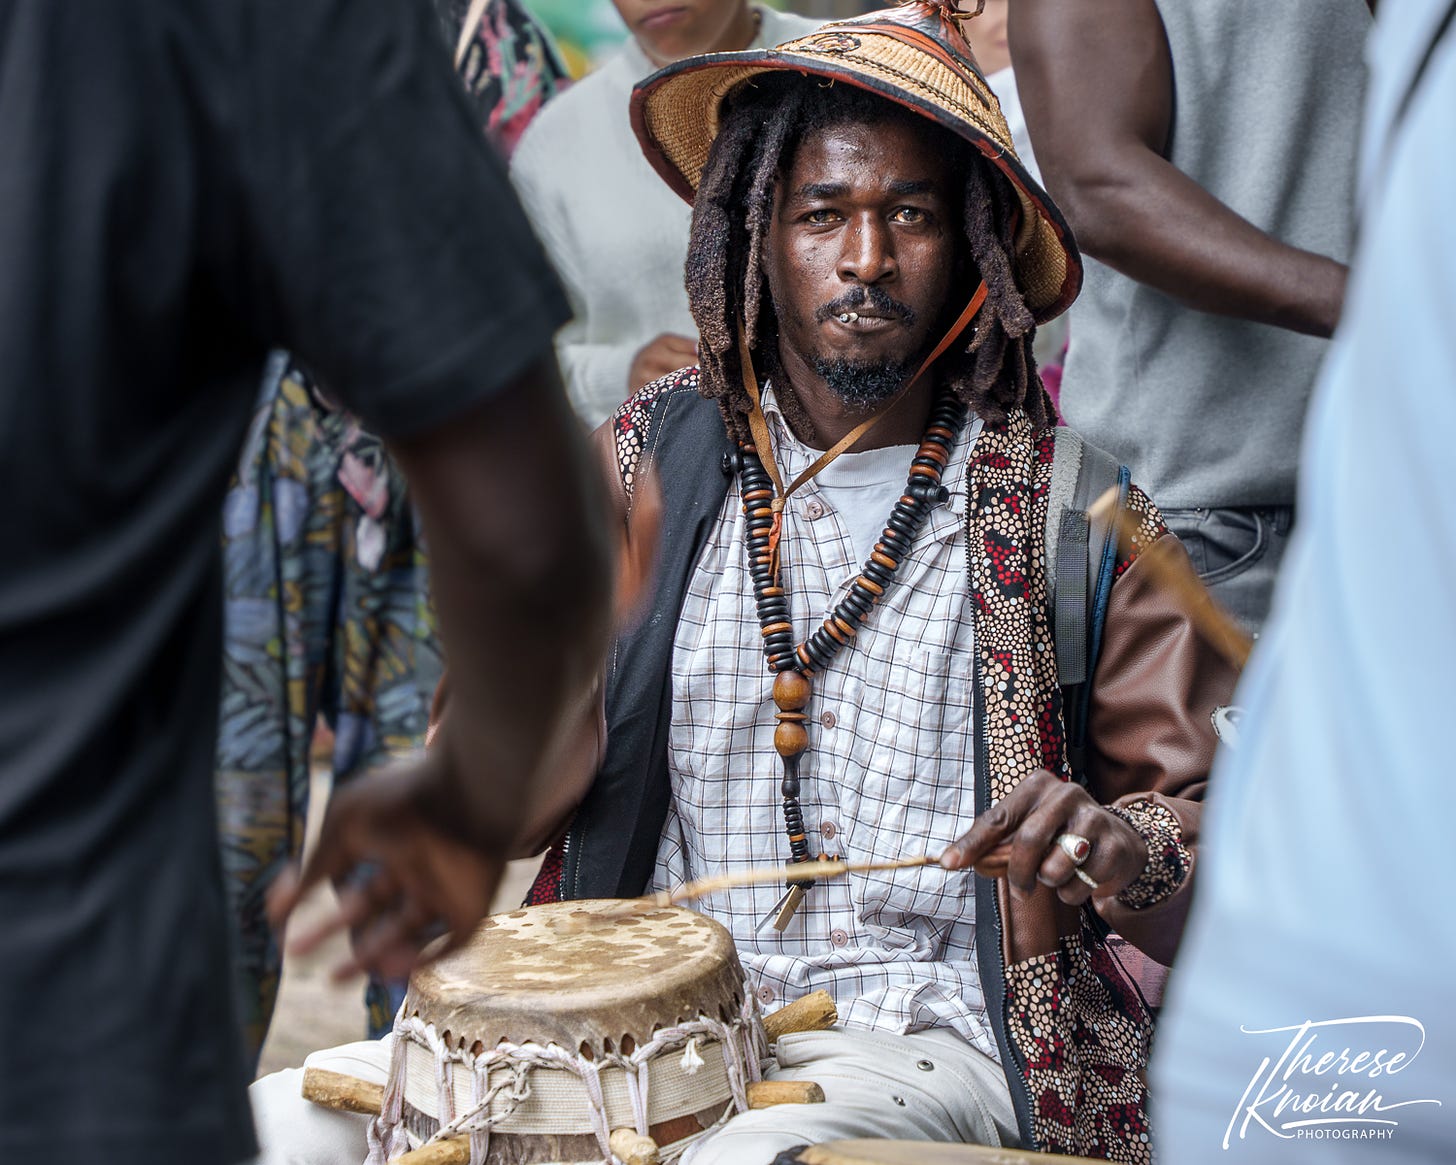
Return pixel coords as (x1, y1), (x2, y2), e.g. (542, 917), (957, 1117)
(420, 415), (663, 862)
(1011, 0), (1347, 337)
(389, 357), (614, 846)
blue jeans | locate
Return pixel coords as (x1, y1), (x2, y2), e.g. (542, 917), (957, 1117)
(1159, 506), (1294, 636)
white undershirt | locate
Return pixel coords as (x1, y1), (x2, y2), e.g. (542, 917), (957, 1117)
(809, 443), (919, 568)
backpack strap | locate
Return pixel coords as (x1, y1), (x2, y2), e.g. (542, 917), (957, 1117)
(1045, 428), (1129, 779)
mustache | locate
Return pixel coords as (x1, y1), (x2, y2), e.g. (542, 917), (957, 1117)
(814, 286), (916, 325)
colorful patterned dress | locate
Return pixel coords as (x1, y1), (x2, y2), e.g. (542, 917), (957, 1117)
(439, 0), (572, 156)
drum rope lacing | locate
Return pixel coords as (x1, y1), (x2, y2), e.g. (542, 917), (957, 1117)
(365, 992), (768, 1164)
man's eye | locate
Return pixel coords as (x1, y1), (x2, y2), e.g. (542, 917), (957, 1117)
(805, 209), (839, 224)
(892, 207), (927, 224)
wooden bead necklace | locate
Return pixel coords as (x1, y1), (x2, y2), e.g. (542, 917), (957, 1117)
(736, 390), (968, 929)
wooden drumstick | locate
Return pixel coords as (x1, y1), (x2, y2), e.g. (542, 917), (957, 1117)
(633, 844), (1013, 916)
(747, 1080), (827, 1107)
(301, 1067), (384, 1115)
(301, 1071), (471, 1165)
(646, 855), (936, 907)
(393, 1142), (471, 1165)
(1087, 487), (1253, 670)
(762, 990), (838, 1041)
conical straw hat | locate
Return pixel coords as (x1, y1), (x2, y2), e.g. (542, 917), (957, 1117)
(631, 1), (1081, 323)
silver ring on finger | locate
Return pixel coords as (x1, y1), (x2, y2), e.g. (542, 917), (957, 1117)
(1056, 832), (1092, 866)
(1073, 867), (1100, 890)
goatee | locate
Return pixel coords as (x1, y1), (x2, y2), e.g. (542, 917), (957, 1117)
(811, 356), (918, 410)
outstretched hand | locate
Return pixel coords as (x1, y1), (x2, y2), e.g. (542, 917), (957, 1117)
(265, 738), (508, 983)
(939, 769), (1148, 905)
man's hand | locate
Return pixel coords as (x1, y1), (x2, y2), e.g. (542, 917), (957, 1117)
(629, 333), (698, 391)
(940, 769), (1147, 906)
(266, 748), (505, 982)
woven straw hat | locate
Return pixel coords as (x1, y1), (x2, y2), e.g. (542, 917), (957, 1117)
(630, 1), (1081, 323)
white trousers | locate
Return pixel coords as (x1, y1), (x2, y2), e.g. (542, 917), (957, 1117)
(681, 1027), (1017, 1164)
(248, 1027), (1018, 1165)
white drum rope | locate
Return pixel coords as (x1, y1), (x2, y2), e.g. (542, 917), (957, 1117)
(366, 993), (767, 1165)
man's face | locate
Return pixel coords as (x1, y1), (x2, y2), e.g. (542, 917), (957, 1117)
(763, 117), (962, 409)
(611, 0), (750, 64)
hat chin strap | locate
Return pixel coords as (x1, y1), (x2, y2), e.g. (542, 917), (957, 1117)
(737, 278), (988, 581)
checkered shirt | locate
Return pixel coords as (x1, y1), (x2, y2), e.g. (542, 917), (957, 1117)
(651, 387), (999, 1061)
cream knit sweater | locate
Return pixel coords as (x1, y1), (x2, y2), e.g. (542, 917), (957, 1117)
(508, 6), (820, 426)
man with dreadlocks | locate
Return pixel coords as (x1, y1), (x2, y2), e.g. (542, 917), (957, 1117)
(599, 6), (1236, 1160)
(251, 6), (1236, 1162)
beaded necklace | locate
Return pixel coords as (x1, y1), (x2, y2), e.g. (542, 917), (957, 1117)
(735, 391), (968, 929)
(732, 281), (987, 929)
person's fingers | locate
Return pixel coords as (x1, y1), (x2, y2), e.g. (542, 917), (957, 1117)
(343, 898), (439, 983)
(939, 769), (1059, 869)
(940, 798), (1026, 869)
(345, 858), (497, 981)
(1035, 804), (1104, 892)
(322, 866), (405, 941)
(1041, 831), (1097, 907)
(1042, 808), (1151, 905)
(1006, 796), (1073, 895)
(1053, 870), (1095, 907)
(327, 952), (368, 984)
(289, 858), (403, 958)
(274, 772), (394, 888)
(265, 863), (304, 933)
(429, 858), (500, 940)
(968, 840), (1014, 878)
(352, 864), (403, 912)
(410, 903), (491, 970)
(383, 835), (500, 946)
(269, 760), (509, 980)
(266, 805), (369, 939)
(325, 844), (469, 979)
(287, 902), (355, 960)
(277, 803), (395, 956)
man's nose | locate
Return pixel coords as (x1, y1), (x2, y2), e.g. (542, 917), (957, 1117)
(836, 215), (897, 284)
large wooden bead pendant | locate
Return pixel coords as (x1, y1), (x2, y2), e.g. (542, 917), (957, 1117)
(772, 671), (811, 711)
(735, 389), (968, 930)
(772, 670), (812, 759)
(774, 721), (809, 758)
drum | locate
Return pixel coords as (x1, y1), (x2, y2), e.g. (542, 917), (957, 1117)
(788, 1143), (1103, 1165)
(366, 899), (766, 1165)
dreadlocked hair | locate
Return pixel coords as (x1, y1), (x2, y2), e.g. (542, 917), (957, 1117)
(686, 73), (1053, 446)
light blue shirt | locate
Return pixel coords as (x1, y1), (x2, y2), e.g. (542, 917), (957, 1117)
(1152, 7), (1456, 1160)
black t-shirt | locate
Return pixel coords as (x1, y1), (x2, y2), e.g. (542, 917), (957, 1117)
(0, 2), (569, 1161)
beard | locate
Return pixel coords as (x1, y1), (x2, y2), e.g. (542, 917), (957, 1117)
(803, 284), (926, 409)
(810, 355), (919, 410)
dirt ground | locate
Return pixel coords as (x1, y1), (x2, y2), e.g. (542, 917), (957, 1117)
(254, 768), (542, 1077)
